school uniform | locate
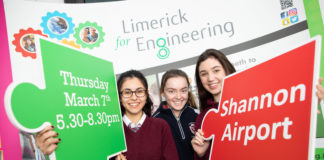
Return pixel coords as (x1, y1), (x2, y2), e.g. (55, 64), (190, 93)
(122, 114), (179, 160)
(153, 101), (198, 160)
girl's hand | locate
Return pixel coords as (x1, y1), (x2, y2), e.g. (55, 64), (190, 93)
(191, 129), (210, 157)
(316, 78), (324, 100)
(35, 125), (60, 155)
(115, 152), (127, 160)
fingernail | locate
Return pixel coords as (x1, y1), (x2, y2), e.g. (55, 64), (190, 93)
(51, 125), (54, 129)
(56, 133), (59, 136)
(59, 138), (61, 141)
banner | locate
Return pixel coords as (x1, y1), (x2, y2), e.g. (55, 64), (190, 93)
(201, 37), (321, 160)
(1, 0), (320, 159)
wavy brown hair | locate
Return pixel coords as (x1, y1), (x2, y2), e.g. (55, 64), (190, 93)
(195, 49), (236, 112)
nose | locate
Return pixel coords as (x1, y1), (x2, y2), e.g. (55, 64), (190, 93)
(207, 73), (214, 81)
(175, 91), (182, 99)
(176, 92), (181, 98)
(130, 92), (137, 100)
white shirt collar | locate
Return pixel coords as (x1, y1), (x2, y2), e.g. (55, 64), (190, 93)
(123, 112), (146, 128)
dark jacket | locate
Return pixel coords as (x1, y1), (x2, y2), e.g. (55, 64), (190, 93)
(153, 101), (198, 160)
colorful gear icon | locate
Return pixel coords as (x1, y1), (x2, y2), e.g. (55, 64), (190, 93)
(73, 21), (105, 49)
(40, 11), (75, 40)
(12, 28), (48, 59)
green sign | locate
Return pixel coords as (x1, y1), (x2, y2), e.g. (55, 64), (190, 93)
(304, 0), (324, 138)
(316, 148), (324, 160)
(5, 38), (126, 159)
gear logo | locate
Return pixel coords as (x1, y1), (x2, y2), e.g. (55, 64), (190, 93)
(40, 11), (75, 40)
(74, 21), (105, 49)
(12, 28), (48, 59)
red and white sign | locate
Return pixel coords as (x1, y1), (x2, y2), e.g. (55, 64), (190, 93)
(201, 37), (321, 160)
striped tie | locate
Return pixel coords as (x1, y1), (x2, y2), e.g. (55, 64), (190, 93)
(128, 124), (141, 133)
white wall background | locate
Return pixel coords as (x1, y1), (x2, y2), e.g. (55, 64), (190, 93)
(26, 0), (64, 3)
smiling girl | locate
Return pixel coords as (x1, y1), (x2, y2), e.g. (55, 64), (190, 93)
(191, 49), (236, 160)
(153, 69), (198, 160)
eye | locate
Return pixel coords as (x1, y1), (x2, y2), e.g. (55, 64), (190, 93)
(199, 72), (207, 77)
(136, 89), (146, 97)
(123, 90), (131, 94)
(136, 89), (145, 94)
(166, 89), (174, 94)
(181, 89), (188, 93)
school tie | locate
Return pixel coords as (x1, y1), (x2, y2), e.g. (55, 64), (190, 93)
(128, 124), (141, 133)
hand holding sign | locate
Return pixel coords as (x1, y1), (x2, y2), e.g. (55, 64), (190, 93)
(316, 78), (324, 100)
(35, 125), (59, 155)
(191, 129), (211, 157)
(201, 37), (321, 160)
(5, 38), (126, 160)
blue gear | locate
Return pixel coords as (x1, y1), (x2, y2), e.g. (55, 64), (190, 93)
(40, 11), (75, 40)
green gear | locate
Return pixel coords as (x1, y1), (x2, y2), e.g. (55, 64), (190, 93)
(74, 21), (105, 49)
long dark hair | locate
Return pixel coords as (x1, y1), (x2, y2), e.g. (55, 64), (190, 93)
(195, 49), (236, 112)
(117, 70), (153, 117)
(160, 69), (197, 109)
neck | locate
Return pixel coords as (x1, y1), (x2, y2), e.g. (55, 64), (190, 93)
(125, 111), (143, 125)
(172, 109), (181, 118)
(213, 94), (220, 102)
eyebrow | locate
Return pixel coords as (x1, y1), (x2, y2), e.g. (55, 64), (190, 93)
(166, 87), (188, 90)
(122, 87), (145, 91)
(212, 65), (222, 69)
(199, 65), (221, 74)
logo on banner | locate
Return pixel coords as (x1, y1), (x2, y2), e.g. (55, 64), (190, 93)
(280, 2), (298, 27)
(12, 11), (106, 59)
(40, 11), (75, 40)
(73, 21), (105, 49)
(201, 37), (320, 160)
(289, 8), (297, 16)
(12, 28), (48, 59)
(290, 15), (299, 23)
(115, 9), (235, 59)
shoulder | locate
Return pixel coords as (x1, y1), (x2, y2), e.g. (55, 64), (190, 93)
(152, 108), (162, 118)
(145, 117), (171, 132)
(148, 117), (169, 126)
(152, 102), (170, 118)
(186, 106), (199, 115)
(199, 107), (214, 117)
(195, 107), (214, 130)
(180, 105), (198, 120)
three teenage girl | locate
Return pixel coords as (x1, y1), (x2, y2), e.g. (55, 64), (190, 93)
(34, 49), (324, 160)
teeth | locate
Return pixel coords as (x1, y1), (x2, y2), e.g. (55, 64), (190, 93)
(173, 101), (182, 105)
(209, 83), (218, 87)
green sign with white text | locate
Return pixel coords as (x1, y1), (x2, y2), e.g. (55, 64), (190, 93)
(5, 38), (126, 160)
(304, 0), (324, 138)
